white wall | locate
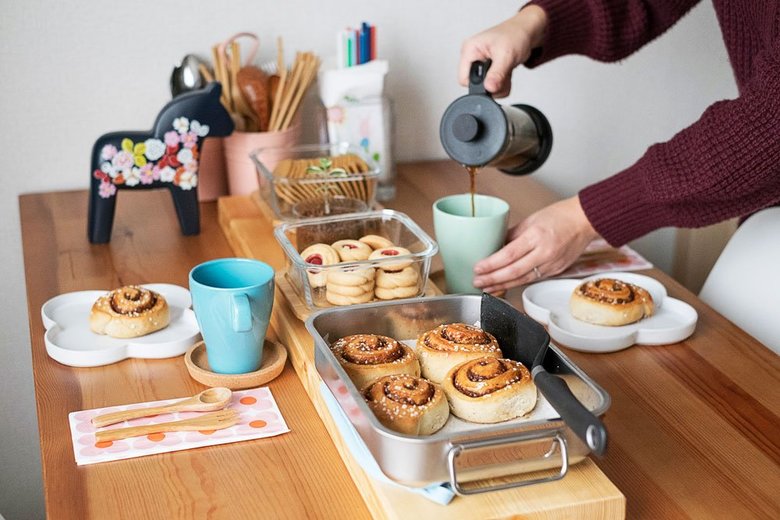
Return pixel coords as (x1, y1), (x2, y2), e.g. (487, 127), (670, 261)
(0, 1), (735, 517)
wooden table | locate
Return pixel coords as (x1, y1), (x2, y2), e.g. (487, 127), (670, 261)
(20, 161), (780, 519)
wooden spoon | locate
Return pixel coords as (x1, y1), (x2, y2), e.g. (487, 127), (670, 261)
(91, 387), (233, 427)
(95, 409), (240, 442)
(237, 65), (271, 132)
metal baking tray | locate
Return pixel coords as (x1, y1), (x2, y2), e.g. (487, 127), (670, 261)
(306, 294), (610, 494)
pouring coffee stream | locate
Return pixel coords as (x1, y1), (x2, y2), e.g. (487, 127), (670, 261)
(440, 60), (553, 216)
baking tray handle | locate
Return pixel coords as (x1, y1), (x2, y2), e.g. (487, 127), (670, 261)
(446, 430), (569, 495)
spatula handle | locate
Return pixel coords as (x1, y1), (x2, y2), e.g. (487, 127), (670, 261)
(92, 404), (176, 428)
(95, 422), (184, 442)
(533, 369), (607, 456)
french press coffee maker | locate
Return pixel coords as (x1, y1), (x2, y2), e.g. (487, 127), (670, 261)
(440, 60), (553, 175)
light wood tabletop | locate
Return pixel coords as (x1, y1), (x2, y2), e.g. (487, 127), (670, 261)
(20, 160), (780, 519)
(20, 189), (371, 519)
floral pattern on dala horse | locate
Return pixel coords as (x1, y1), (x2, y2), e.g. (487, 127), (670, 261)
(93, 117), (209, 198)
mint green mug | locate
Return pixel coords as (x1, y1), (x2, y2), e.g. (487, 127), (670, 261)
(433, 194), (509, 294)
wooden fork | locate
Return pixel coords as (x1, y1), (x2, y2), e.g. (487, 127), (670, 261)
(95, 409), (240, 442)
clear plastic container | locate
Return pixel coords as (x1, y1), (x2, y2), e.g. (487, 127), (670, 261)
(274, 210), (438, 309)
(251, 142), (380, 221)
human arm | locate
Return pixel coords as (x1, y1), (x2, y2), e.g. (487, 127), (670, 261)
(580, 38), (780, 246)
(474, 38), (780, 291)
(460, 0), (701, 97)
(525, 0), (701, 66)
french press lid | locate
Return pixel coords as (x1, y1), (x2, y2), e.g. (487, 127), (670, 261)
(439, 60), (507, 167)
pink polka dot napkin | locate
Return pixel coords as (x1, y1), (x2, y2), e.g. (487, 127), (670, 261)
(68, 387), (289, 465)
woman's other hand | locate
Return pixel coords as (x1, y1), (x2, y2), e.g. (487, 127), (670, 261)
(473, 196), (599, 292)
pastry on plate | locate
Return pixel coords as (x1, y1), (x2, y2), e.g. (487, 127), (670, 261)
(416, 323), (502, 383)
(570, 277), (654, 326)
(364, 374), (449, 435)
(89, 285), (169, 338)
(442, 356), (537, 423)
(331, 334), (419, 389)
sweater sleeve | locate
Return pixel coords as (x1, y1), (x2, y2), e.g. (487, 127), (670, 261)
(578, 39), (780, 246)
(525, 0), (701, 65)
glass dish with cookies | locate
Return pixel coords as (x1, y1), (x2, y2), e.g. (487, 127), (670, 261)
(274, 209), (438, 311)
(251, 142), (380, 221)
(306, 294), (610, 494)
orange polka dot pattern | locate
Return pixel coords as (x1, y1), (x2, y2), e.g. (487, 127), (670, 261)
(70, 387), (290, 465)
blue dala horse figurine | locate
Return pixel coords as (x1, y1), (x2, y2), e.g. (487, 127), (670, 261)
(88, 82), (234, 243)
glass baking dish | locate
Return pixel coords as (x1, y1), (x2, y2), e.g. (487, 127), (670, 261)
(274, 210), (438, 309)
(251, 142), (380, 221)
(305, 294), (611, 494)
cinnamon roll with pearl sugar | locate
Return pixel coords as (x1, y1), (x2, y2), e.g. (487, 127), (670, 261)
(89, 285), (170, 338)
(443, 357), (537, 423)
(364, 374), (449, 435)
(331, 334), (420, 390)
(416, 323), (502, 384)
(570, 278), (654, 326)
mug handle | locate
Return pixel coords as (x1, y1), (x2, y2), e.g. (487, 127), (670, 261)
(231, 293), (252, 332)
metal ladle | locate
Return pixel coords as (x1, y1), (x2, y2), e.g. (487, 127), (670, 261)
(170, 54), (206, 97)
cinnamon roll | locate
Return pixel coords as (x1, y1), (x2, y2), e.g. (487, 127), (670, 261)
(364, 374), (449, 435)
(443, 357), (537, 423)
(416, 323), (502, 384)
(89, 285), (169, 338)
(331, 334), (420, 389)
(570, 278), (654, 326)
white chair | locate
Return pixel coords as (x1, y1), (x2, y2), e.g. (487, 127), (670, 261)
(699, 207), (780, 354)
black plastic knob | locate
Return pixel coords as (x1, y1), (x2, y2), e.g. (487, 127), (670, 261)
(452, 113), (480, 142)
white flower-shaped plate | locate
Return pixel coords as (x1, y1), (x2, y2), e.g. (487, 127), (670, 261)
(522, 272), (698, 353)
(41, 284), (200, 367)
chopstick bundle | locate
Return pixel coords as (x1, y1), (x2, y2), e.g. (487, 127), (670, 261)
(208, 35), (319, 134)
(269, 51), (320, 131)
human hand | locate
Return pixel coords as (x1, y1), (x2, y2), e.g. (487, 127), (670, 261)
(473, 196), (599, 293)
(459, 5), (548, 97)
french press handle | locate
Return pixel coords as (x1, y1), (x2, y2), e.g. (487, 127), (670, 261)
(468, 60), (493, 96)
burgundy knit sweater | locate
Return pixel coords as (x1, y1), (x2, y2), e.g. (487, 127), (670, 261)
(526, 0), (780, 246)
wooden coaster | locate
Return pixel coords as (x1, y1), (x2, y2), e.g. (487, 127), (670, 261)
(185, 340), (287, 390)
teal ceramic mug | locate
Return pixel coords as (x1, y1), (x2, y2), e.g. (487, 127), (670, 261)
(189, 258), (275, 374)
(433, 194), (509, 294)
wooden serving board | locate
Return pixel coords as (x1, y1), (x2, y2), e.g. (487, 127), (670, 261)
(217, 194), (626, 519)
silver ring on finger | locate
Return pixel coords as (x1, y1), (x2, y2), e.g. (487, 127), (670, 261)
(533, 266), (541, 279)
